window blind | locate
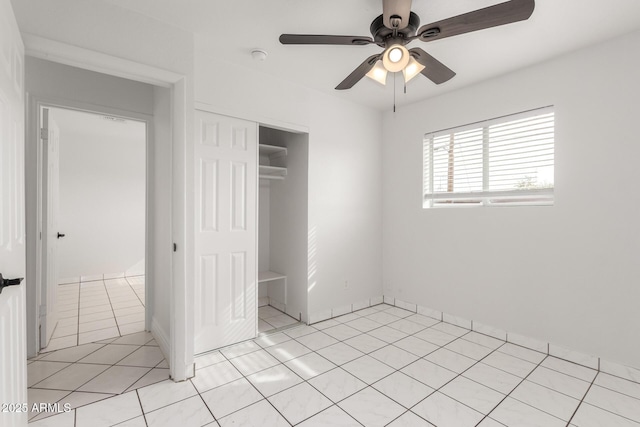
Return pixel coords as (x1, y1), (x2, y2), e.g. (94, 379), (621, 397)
(423, 107), (554, 208)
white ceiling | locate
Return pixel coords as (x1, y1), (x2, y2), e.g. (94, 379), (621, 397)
(51, 0), (640, 110)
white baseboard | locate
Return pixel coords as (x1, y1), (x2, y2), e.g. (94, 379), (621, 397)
(308, 296), (384, 325)
(308, 294), (639, 384)
(443, 313), (472, 330)
(68, 271), (145, 283)
(395, 299), (417, 312)
(391, 296), (640, 385)
(370, 296), (384, 305)
(308, 309), (332, 324)
(352, 299), (371, 311)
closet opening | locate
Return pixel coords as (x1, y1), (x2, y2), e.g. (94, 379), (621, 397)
(257, 126), (309, 334)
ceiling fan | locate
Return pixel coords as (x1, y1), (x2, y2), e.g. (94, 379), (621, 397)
(280, 0), (535, 90)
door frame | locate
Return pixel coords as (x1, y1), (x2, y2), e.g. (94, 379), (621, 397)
(33, 100), (152, 351)
(23, 34), (193, 381)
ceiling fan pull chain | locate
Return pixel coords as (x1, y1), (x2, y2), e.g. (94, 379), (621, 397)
(393, 72), (397, 113)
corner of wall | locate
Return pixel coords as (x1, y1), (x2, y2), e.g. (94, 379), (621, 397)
(151, 316), (170, 364)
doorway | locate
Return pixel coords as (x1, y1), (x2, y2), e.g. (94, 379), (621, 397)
(257, 125), (309, 334)
(39, 106), (147, 352)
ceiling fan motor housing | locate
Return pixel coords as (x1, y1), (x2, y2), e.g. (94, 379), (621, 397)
(371, 12), (421, 45)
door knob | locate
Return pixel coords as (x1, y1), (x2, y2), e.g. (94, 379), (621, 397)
(0, 274), (23, 294)
(57, 232), (66, 239)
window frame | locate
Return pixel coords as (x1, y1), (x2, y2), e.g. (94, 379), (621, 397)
(423, 107), (555, 209)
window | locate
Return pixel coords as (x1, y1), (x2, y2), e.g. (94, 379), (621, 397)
(423, 107), (554, 208)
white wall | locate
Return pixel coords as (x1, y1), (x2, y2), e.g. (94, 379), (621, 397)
(258, 180), (270, 302)
(258, 183), (271, 274)
(150, 86), (173, 340)
(307, 92), (384, 317)
(196, 35), (384, 319)
(26, 57), (155, 115)
(382, 30), (640, 368)
(54, 108), (146, 279)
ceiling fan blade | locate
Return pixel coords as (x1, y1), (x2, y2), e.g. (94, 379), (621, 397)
(410, 48), (456, 84)
(279, 34), (374, 45)
(383, 0), (413, 30)
(335, 54), (381, 90)
(417, 0), (535, 41)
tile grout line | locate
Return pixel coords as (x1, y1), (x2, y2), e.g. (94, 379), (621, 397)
(251, 353), (366, 426)
(383, 331), (509, 426)
(201, 306), (494, 384)
(288, 310), (510, 426)
(215, 346), (303, 426)
(258, 304), (302, 332)
(219, 305), (462, 378)
(189, 377), (219, 426)
(514, 367), (594, 403)
(475, 354), (552, 427)
(40, 365), (157, 423)
(563, 372), (640, 426)
(134, 389), (150, 427)
(564, 371), (599, 427)
(284, 312), (495, 426)
(28, 346), (108, 390)
(102, 279), (123, 338)
(125, 276), (146, 308)
(28, 335), (164, 422)
(27, 389), (74, 423)
(76, 281), (81, 346)
(205, 314), (424, 425)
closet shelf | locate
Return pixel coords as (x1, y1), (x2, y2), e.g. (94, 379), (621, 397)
(259, 144), (287, 156)
(259, 165), (287, 180)
(258, 271), (287, 283)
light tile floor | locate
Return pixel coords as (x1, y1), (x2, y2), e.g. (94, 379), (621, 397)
(45, 276), (146, 352)
(28, 303), (640, 427)
(258, 305), (301, 334)
(27, 331), (168, 423)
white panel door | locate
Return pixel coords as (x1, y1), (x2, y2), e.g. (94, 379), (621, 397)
(0, 0), (27, 425)
(40, 108), (60, 348)
(194, 110), (257, 354)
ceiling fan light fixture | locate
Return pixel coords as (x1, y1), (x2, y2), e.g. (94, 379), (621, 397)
(403, 56), (425, 83)
(382, 44), (410, 72)
(388, 47), (403, 63)
(366, 60), (388, 85)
